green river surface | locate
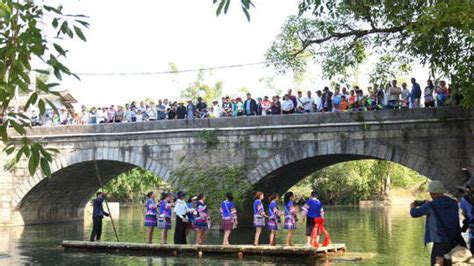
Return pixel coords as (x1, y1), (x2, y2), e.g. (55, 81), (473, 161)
(0, 205), (433, 265)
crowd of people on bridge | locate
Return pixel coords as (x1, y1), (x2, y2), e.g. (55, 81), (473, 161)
(23, 78), (463, 126)
(90, 190), (328, 248)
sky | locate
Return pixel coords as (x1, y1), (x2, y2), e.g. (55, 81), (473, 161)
(44, 0), (428, 107)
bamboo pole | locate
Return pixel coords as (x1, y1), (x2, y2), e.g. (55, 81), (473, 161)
(93, 160), (120, 242)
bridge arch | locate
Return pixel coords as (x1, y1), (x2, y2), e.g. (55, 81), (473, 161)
(14, 147), (171, 225)
(248, 139), (442, 195)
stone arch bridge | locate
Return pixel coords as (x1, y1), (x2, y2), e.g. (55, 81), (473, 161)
(0, 107), (472, 225)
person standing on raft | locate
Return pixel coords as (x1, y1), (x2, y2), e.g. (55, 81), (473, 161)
(194, 194), (210, 245)
(144, 191), (158, 244)
(283, 191), (298, 246)
(253, 192), (268, 246)
(157, 192), (173, 244)
(220, 192), (238, 245)
(90, 192), (109, 242)
(267, 193), (283, 246)
(174, 191), (195, 244)
(302, 191), (330, 247)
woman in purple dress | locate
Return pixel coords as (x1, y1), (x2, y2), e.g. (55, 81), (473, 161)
(283, 191), (298, 246)
(157, 192), (173, 244)
(194, 194), (210, 245)
(267, 193), (283, 246)
(144, 191), (158, 244)
(220, 192), (238, 245)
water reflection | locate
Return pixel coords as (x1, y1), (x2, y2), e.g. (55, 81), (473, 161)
(0, 204), (431, 265)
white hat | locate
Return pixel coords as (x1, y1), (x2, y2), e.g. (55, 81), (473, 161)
(427, 180), (446, 194)
(444, 246), (472, 263)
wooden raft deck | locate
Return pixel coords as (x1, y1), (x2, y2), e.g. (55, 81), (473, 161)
(61, 240), (346, 257)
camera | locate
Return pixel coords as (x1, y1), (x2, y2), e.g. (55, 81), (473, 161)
(413, 200), (426, 207)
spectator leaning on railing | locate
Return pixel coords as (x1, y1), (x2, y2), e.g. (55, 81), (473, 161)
(12, 77), (461, 127)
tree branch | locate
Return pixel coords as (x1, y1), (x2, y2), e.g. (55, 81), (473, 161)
(306, 25), (407, 46)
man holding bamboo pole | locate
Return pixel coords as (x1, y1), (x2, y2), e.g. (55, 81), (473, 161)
(90, 192), (110, 242)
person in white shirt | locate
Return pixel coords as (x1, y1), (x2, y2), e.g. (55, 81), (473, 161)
(304, 91), (315, 112)
(174, 191), (195, 244)
(136, 110), (143, 122)
(147, 104), (157, 121)
(315, 90), (323, 112)
(401, 83), (411, 108)
(211, 101), (222, 118)
(342, 87), (350, 101)
(96, 107), (105, 124)
(388, 80), (402, 109)
(296, 91), (306, 113)
(281, 95), (295, 114)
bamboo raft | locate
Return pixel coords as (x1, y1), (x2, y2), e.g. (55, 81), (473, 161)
(61, 240), (346, 257)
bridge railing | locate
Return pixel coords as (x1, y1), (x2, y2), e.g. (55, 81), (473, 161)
(8, 106), (472, 137)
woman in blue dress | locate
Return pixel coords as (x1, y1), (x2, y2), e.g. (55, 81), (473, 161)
(253, 191), (268, 246)
(267, 193), (283, 246)
(144, 191), (158, 244)
(157, 192), (173, 244)
(220, 192), (238, 245)
(284, 191), (298, 246)
(195, 194), (210, 245)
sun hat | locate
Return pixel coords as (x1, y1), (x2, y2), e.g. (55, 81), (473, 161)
(427, 180), (447, 194)
(444, 246), (472, 263)
(191, 196), (198, 201)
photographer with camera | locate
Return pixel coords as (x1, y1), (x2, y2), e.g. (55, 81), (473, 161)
(410, 180), (464, 265)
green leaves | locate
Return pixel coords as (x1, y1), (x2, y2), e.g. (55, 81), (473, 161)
(267, 0), (473, 106)
(103, 168), (165, 202)
(73, 26), (86, 41)
(214, 0), (253, 21)
(0, 1), (88, 176)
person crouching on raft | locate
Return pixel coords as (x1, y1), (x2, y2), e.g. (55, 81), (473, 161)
(283, 191), (298, 246)
(157, 192), (173, 244)
(144, 191), (158, 244)
(268, 193), (283, 246)
(302, 191), (326, 247)
(220, 192), (238, 245)
(253, 192), (268, 246)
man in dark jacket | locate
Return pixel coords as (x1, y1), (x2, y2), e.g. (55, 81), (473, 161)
(90, 192), (109, 241)
(410, 180), (462, 265)
(243, 93), (257, 116)
(410, 78), (422, 108)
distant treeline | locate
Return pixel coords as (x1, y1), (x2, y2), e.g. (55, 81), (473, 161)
(293, 160), (427, 205)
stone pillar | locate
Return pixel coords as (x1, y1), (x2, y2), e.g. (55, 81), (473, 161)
(0, 161), (13, 225)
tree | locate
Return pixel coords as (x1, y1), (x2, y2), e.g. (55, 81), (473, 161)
(103, 168), (167, 202)
(180, 69), (223, 104)
(305, 160), (426, 205)
(265, 0), (473, 106)
(0, 2), (88, 176)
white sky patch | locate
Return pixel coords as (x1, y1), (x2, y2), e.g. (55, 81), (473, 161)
(43, 0), (430, 107)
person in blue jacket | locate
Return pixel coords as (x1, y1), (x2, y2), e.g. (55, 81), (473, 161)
(90, 192), (109, 242)
(410, 180), (463, 265)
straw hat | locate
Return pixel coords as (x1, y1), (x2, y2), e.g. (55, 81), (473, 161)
(427, 180), (446, 194)
(444, 246), (472, 263)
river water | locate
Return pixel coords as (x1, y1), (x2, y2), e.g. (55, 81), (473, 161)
(0, 205), (432, 265)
